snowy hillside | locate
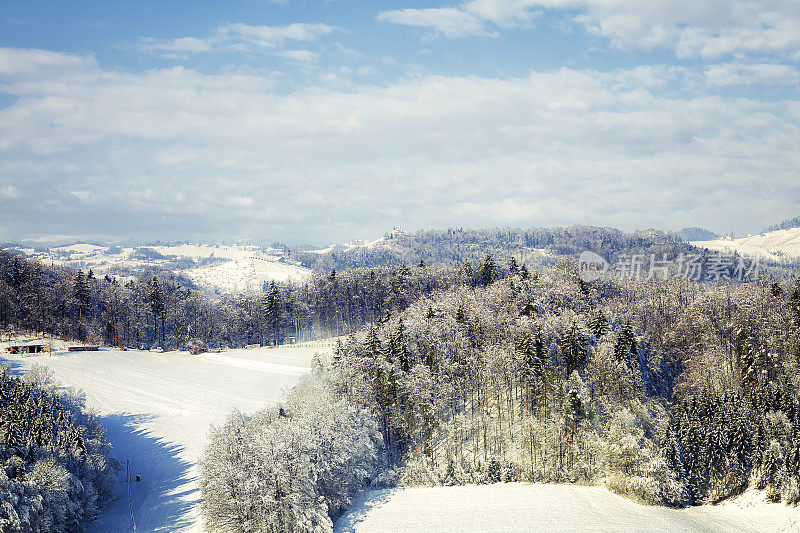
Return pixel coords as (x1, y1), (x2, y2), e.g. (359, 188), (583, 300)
(6, 242), (312, 294)
(182, 255), (311, 293)
(2, 345), (326, 532)
(335, 483), (800, 533)
(692, 227), (800, 261)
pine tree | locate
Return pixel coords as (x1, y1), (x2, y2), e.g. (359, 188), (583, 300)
(520, 297), (537, 317)
(478, 254), (496, 286)
(562, 322), (589, 375)
(387, 319), (411, 372)
(613, 322), (636, 367)
(73, 270), (91, 320)
(264, 281), (282, 345)
(518, 330), (551, 418)
(363, 325), (382, 359)
(588, 310), (608, 338)
(147, 277), (165, 347)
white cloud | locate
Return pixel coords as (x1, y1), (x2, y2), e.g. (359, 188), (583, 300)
(377, 0), (541, 37)
(139, 37), (213, 58)
(0, 47), (798, 242)
(705, 63), (800, 86)
(380, 0), (800, 60)
(463, 0), (541, 26)
(0, 185), (20, 199)
(139, 23), (338, 57)
(377, 8), (489, 38)
(274, 49), (319, 62)
(218, 22), (336, 48)
(541, 0), (800, 59)
(70, 190), (90, 200)
(225, 196), (255, 207)
(0, 47), (95, 75)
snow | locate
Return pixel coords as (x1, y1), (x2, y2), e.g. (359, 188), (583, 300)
(335, 483), (800, 533)
(692, 227), (800, 261)
(308, 237), (387, 255)
(1, 345), (326, 532)
(181, 256), (312, 293)
(51, 243), (108, 255)
(150, 244), (268, 261)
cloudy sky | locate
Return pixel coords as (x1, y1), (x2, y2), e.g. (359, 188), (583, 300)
(1, 1), (799, 245)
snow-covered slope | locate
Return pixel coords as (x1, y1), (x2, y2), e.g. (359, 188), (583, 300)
(10, 242), (312, 294)
(692, 227), (800, 261)
(335, 483), (800, 533)
(2, 345), (326, 532)
(181, 256), (311, 293)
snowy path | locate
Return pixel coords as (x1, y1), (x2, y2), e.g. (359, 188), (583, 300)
(335, 483), (800, 533)
(2, 345), (324, 532)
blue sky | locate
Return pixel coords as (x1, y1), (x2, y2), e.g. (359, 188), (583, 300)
(1, 1), (799, 245)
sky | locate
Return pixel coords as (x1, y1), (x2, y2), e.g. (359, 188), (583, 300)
(1, 1), (799, 245)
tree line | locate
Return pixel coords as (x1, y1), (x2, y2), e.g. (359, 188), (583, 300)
(1, 248), (503, 349)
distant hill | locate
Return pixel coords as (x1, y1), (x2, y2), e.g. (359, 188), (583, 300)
(295, 226), (696, 272)
(677, 227), (719, 242)
(3, 242), (312, 294)
(691, 227), (800, 261)
(764, 216), (800, 234)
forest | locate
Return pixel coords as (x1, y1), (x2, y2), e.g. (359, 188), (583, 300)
(201, 259), (800, 531)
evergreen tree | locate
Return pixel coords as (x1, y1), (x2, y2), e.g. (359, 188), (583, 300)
(73, 270), (91, 321)
(363, 325), (382, 359)
(613, 322), (636, 367)
(387, 319), (411, 372)
(147, 277), (165, 347)
(562, 322), (589, 375)
(263, 281), (282, 345)
(478, 254), (496, 286)
(588, 310), (608, 338)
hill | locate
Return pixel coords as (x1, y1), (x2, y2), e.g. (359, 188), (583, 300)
(677, 227), (719, 242)
(297, 226), (695, 272)
(692, 227), (800, 261)
(1, 242), (312, 294)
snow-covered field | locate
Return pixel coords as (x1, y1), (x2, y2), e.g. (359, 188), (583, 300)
(335, 483), (800, 533)
(692, 227), (800, 261)
(1, 345), (325, 532)
(182, 255), (311, 293)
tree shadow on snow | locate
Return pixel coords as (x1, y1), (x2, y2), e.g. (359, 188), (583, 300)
(334, 488), (396, 533)
(86, 413), (197, 533)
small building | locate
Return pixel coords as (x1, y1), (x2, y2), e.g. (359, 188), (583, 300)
(7, 343), (48, 354)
